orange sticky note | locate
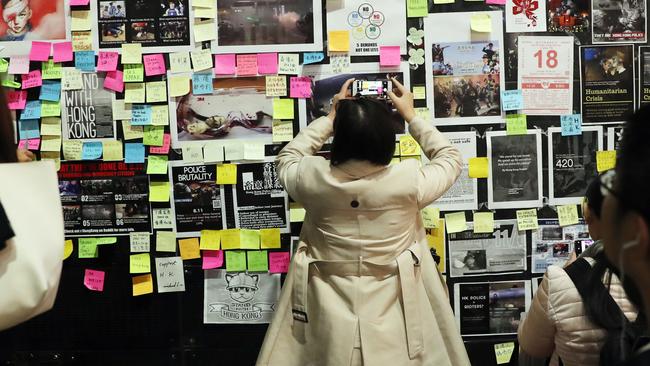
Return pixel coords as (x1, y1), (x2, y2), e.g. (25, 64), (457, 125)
(132, 273), (154, 296)
(179, 238), (201, 260)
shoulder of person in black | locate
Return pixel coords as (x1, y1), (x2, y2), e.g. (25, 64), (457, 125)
(0, 201), (14, 249)
(619, 339), (650, 366)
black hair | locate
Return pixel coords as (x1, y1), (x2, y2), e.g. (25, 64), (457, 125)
(585, 174), (604, 218)
(617, 106), (650, 222)
(330, 98), (396, 166)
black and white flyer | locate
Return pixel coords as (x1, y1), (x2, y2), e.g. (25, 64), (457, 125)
(61, 72), (115, 140)
(448, 220), (527, 278)
(169, 161), (226, 237)
(204, 270), (280, 324)
(58, 161), (151, 236)
(431, 132), (478, 211)
(532, 219), (591, 273)
(607, 126), (625, 150)
(232, 161), (289, 232)
(592, 0), (646, 44)
(453, 280), (531, 336)
(580, 45), (635, 123)
(92, 0), (192, 51)
(547, 126), (603, 205)
(639, 46), (650, 107)
(487, 130), (543, 209)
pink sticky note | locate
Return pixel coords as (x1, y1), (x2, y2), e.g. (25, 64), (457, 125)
(269, 252), (290, 273)
(257, 53), (278, 75)
(143, 54), (167, 76)
(21, 70), (42, 89)
(17, 140), (27, 149)
(53, 42), (73, 63)
(28, 138), (41, 150)
(236, 54), (257, 76)
(202, 250), (224, 270)
(84, 269), (105, 292)
(104, 70), (124, 93)
(70, 0), (90, 5)
(486, 0), (506, 4)
(8, 55), (30, 75)
(214, 54), (236, 75)
(149, 134), (171, 154)
(97, 51), (119, 72)
(7, 90), (27, 110)
(29, 41), (51, 61)
(289, 76), (312, 99)
(379, 46), (401, 66)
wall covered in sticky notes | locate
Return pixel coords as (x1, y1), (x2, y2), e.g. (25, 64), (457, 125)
(1, 0), (634, 364)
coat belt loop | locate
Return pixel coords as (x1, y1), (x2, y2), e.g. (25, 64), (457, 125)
(291, 248), (311, 323)
(397, 248), (424, 359)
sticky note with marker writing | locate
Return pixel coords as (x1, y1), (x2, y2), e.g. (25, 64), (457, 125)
(501, 90), (523, 111)
(506, 114), (527, 135)
(130, 253), (151, 274)
(269, 252), (290, 273)
(596, 150), (616, 172)
(147, 155), (168, 175)
(516, 209), (538, 231)
(84, 269), (105, 291)
(97, 51), (119, 71)
(143, 54), (166, 76)
(557, 204), (579, 227)
(303, 52), (324, 65)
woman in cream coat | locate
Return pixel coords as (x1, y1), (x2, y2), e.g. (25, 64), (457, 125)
(256, 78), (470, 366)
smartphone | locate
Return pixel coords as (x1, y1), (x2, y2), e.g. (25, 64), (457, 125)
(574, 239), (594, 255)
(351, 80), (392, 99)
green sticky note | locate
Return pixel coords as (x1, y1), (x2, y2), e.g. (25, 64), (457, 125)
(130, 253), (151, 274)
(0, 58), (8, 73)
(494, 342), (515, 364)
(407, 0), (428, 17)
(78, 238), (99, 258)
(2, 78), (21, 88)
(143, 125), (164, 146)
(97, 237), (117, 245)
(445, 212), (468, 234)
(506, 114), (527, 135)
(240, 229), (260, 249)
(156, 231), (176, 252)
(247, 250), (269, 272)
(226, 250), (247, 272)
(272, 98), (294, 119)
(147, 155), (169, 175)
(149, 181), (170, 202)
(123, 64), (144, 82)
(42, 60), (63, 80)
(41, 100), (61, 117)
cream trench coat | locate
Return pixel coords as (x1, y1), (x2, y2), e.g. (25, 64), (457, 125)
(256, 116), (470, 366)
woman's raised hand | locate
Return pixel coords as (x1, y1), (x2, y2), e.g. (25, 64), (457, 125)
(388, 77), (416, 123)
(328, 78), (355, 121)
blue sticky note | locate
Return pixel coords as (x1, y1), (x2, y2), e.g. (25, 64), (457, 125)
(39, 80), (62, 102)
(74, 51), (96, 72)
(20, 100), (41, 120)
(125, 143), (145, 163)
(303, 52), (324, 65)
(561, 114), (583, 136)
(501, 90), (524, 111)
(18, 119), (40, 140)
(192, 72), (213, 95)
(131, 104), (152, 125)
(82, 141), (103, 160)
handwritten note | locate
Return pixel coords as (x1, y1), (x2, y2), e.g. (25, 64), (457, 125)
(445, 212), (468, 234)
(273, 120), (293, 142)
(596, 150), (616, 172)
(214, 54), (236, 75)
(39, 80), (61, 102)
(269, 252), (290, 273)
(143, 54), (167, 76)
(506, 114), (527, 135)
(169, 51), (191, 73)
(330, 53), (350, 73)
(130, 253), (151, 274)
(97, 51), (119, 71)
(236, 54), (258, 76)
(155, 257), (186, 293)
(226, 250), (247, 272)
(561, 114), (582, 136)
(9, 55), (30, 74)
(147, 155), (169, 175)
(266, 76), (287, 97)
(63, 140), (83, 160)
(303, 52), (324, 65)
(399, 135), (420, 156)
(192, 72), (213, 95)
(190, 48), (213, 71)
(421, 207), (440, 228)
(494, 342), (515, 365)
(153, 208), (174, 229)
(203, 145), (225, 163)
(289, 76), (312, 98)
(501, 90), (524, 111)
(150, 134), (171, 154)
(124, 82), (145, 103)
(278, 53), (300, 75)
(468, 157), (489, 178)
(74, 51), (95, 72)
(146, 81), (167, 103)
(42, 60), (62, 79)
(516, 209), (539, 231)
(102, 140), (123, 161)
(21, 70), (43, 89)
(473, 212), (494, 233)
(82, 141), (103, 160)
(84, 269), (105, 292)
(7, 90), (27, 110)
(129, 232), (151, 252)
(131, 104), (152, 125)
(193, 20), (217, 42)
(202, 250), (224, 269)
(557, 204), (579, 227)
(132, 273), (154, 296)
(123, 64), (144, 82)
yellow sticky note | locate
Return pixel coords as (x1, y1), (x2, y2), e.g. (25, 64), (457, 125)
(399, 135), (420, 156)
(151, 105), (169, 126)
(72, 31), (93, 52)
(40, 136), (62, 152)
(121, 43), (143, 64)
(179, 238), (201, 260)
(124, 83), (145, 103)
(240, 229), (260, 250)
(596, 150), (616, 172)
(273, 98), (294, 120)
(194, 7), (216, 18)
(243, 143), (265, 160)
(470, 13), (492, 33)
(289, 202), (306, 222)
(62, 140), (83, 160)
(63, 239), (73, 260)
(194, 20), (217, 42)
(102, 140), (123, 161)
(71, 10), (92, 31)
(414, 107), (431, 121)
(557, 204), (579, 227)
(169, 75), (190, 97)
(149, 181), (170, 202)
(146, 81), (167, 103)
(169, 51), (192, 73)
(122, 120), (144, 140)
(40, 101), (61, 117)
(147, 155), (169, 175)
(130, 253), (151, 274)
(468, 157), (489, 178)
(516, 209), (539, 231)
(421, 207), (440, 228)
(156, 231), (176, 252)
(190, 48), (213, 71)
(260, 228), (281, 249)
(413, 86), (426, 100)
(272, 120), (293, 142)
(494, 342), (515, 365)
(216, 164), (237, 185)
(473, 212), (494, 233)
(41, 152), (61, 171)
(266, 75), (287, 97)
(445, 212), (467, 234)
(221, 228), (242, 250)
(328, 30), (350, 52)
(200, 230), (221, 250)
(132, 273), (154, 296)
(41, 117), (62, 136)
(193, 0), (215, 8)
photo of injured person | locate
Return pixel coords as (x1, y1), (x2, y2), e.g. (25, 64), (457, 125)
(174, 77), (273, 143)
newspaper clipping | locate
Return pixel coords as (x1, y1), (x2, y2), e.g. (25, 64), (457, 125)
(431, 132), (478, 211)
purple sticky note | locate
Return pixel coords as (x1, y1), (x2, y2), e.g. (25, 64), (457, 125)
(379, 46), (401, 67)
(97, 51), (119, 72)
(104, 70), (124, 93)
(269, 252), (290, 273)
(202, 250), (224, 270)
(149, 134), (171, 154)
(29, 41), (51, 62)
(7, 90), (27, 110)
(84, 269), (105, 292)
(257, 53), (278, 75)
(143, 54), (167, 76)
(289, 76), (312, 99)
(8, 55), (30, 75)
(53, 42), (73, 63)
(236, 54), (258, 76)
(214, 54), (236, 75)
(21, 70), (43, 89)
